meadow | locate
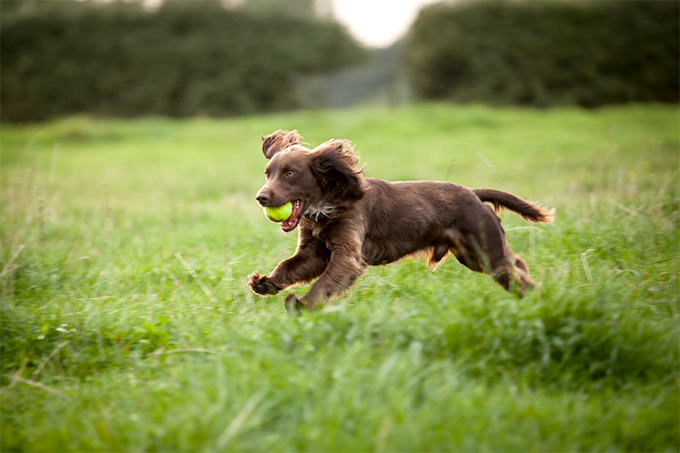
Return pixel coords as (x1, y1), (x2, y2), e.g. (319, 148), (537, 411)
(1, 103), (678, 452)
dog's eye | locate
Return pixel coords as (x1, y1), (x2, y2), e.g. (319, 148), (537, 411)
(285, 170), (295, 177)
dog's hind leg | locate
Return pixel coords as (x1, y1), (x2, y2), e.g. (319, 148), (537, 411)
(453, 206), (534, 296)
(427, 243), (450, 269)
(445, 227), (484, 272)
(509, 251), (535, 293)
(486, 249), (535, 297)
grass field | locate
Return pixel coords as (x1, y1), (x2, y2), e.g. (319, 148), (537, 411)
(1, 103), (679, 452)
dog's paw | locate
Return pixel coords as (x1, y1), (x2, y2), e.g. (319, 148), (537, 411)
(248, 273), (281, 296)
(284, 292), (315, 314)
(284, 293), (300, 315)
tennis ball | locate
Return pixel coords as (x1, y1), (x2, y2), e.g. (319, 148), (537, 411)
(264, 202), (293, 222)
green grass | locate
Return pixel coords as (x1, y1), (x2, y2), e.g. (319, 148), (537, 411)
(1, 103), (678, 452)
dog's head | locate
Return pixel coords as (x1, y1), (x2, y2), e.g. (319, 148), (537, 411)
(256, 130), (365, 232)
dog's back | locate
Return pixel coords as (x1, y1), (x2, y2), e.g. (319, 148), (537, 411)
(358, 179), (490, 265)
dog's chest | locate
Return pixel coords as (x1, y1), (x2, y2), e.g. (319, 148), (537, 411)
(304, 202), (336, 222)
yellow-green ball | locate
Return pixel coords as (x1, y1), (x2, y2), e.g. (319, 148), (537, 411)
(264, 202), (293, 222)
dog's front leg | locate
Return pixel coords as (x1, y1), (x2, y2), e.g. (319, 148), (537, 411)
(248, 231), (330, 296)
(288, 236), (366, 311)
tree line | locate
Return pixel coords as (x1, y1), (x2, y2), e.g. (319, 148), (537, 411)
(1, 1), (364, 122)
(2, 0), (678, 122)
(404, 1), (679, 107)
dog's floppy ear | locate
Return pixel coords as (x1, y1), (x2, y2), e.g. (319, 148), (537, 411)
(310, 139), (365, 206)
(261, 130), (301, 159)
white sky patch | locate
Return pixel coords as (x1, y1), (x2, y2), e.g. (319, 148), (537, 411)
(332, 0), (441, 48)
(137, 0), (442, 48)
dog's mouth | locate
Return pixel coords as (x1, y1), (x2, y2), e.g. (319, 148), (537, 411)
(281, 199), (304, 233)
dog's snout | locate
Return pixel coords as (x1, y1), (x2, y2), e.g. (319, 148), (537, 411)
(256, 191), (271, 205)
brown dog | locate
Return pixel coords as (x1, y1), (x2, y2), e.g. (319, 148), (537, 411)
(248, 130), (554, 312)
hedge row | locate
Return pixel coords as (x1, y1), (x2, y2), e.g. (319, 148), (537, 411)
(1, 1), (365, 122)
(404, 1), (679, 107)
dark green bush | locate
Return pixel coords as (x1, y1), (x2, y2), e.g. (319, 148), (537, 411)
(404, 0), (679, 107)
(0, 1), (365, 122)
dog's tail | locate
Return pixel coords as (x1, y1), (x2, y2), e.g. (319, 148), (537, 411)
(473, 189), (555, 223)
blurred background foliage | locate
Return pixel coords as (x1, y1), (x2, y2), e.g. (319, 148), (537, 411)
(404, 0), (679, 107)
(1, 0), (365, 122)
(1, 0), (678, 123)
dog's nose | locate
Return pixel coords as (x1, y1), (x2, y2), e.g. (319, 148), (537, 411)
(256, 192), (271, 205)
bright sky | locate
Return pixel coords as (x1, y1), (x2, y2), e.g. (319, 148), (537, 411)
(137, 0), (439, 48)
(332, 0), (440, 48)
